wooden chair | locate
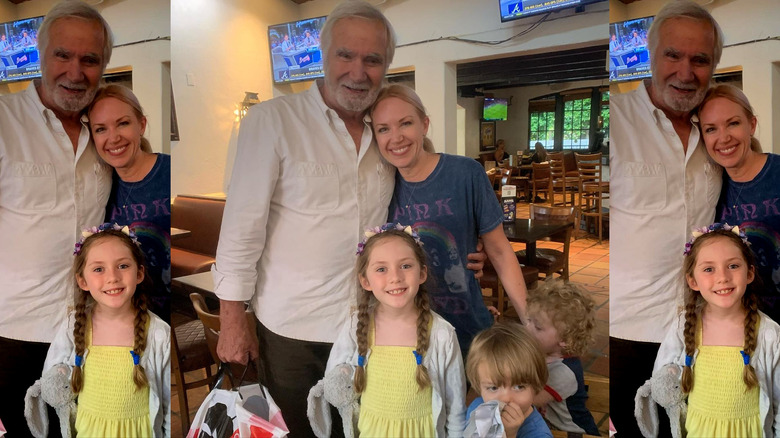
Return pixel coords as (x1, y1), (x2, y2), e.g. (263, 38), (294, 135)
(480, 262), (540, 320)
(516, 204), (575, 281)
(189, 293), (258, 389)
(531, 162), (551, 203)
(575, 152), (609, 243)
(171, 318), (215, 437)
(547, 151), (579, 207)
(494, 167), (517, 200)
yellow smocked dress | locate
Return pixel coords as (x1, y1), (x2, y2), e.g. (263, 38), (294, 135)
(357, 319), (436, 437)
(75, 317), (152, 437)
(685, 318), (762, 437)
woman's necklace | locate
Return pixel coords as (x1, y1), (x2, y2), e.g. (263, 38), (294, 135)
(731, 182), (745, 212)
(404, 182), (419, 210)
(122, 182), (136, 210)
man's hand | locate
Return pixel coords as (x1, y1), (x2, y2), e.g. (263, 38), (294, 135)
(217, 300), (259, 365)
(501, 402), (527, 438)
(467, 239), (487, 279)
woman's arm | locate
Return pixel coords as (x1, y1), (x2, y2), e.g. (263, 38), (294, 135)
(481, 224), (528, 319)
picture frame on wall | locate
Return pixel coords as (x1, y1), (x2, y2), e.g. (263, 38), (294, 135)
(480, 120), (495, 151)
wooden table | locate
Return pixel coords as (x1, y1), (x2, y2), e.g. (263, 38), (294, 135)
(172, 271), (218, 304)
(502, 219), (573, 265)
(171, 227), (191, 241)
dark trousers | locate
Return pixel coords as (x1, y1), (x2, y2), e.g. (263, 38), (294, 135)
(0, 336), (62, 438)
(256, 320), (344, 438)
(610, 336), (672, 438)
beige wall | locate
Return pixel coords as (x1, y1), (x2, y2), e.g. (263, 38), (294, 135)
(609, 0), (780, 153)
(0, 0), (171, 154)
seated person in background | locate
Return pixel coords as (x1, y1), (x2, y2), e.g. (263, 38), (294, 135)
(494, 139), (510, 164)
(20, 31), (34, 47)
(609, 33), (622, 52)
(303, 30), (317, 47)
(531, 141), (548, 163)
(526, 280), (600, 436)
(280, 33), (293, 52)
(0, 34), (10, 52)
(466, 322), (553, 438)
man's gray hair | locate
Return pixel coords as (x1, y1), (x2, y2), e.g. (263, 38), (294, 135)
(38, 0), (114, 69)
(647, 0), (723, 70)
(320, 0), (397, 70)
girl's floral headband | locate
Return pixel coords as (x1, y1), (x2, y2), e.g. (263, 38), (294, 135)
(73, 223), (140, 255)
(683, 222), (748, 255)
(356, 223), (423, 255)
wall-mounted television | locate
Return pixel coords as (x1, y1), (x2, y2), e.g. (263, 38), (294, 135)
(0, 15), (44, 83)
(483, 97), (508, 121)
(499, 0), (581, 22)
(609, 16), (654, 82)
(268, 16), (327, 84)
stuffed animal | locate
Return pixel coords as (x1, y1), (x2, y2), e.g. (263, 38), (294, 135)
(24, 364), (76, 438)
(635, 363), (687, 438)
(307, 363), (360, 438)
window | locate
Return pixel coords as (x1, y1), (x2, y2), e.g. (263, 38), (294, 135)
(600, 90), (609, 140)
(528, 96), (555, 149)
(562, 94), (591, 150)
(527, 87), (606, 153)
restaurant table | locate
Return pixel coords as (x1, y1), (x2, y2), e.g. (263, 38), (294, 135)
(510, 175), (530, 201)
(502, 218), (574, 265)
(172, 271), (218, 304)
(171, 227), (191, 241)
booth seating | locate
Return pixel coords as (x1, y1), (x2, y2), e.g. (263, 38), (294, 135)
(171, 195), (225, 279)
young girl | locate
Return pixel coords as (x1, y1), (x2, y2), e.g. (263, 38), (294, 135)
(654, 223), (780, 437)
(465, 322), (552, 438)
(324, 223), (466, 437)
(40, 223), (170, 437)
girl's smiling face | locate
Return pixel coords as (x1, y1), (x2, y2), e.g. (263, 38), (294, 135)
(77, 236), (144, 314)
(359, 236), (427, 315)
(687, 236), (754, 314)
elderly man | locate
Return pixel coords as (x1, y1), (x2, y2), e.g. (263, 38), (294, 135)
(0, 1), (113, 433)
(609, 0), (723, 435)
(214, 1), (481, 436)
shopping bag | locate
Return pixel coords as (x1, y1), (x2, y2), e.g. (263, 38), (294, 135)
(187, 363), (288, 438)
(234, 385), (288, 438)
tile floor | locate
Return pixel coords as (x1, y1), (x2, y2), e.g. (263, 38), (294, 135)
(171, 201), (610, 437)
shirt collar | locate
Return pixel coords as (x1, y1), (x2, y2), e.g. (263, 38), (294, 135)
(26, 80), (49, 123)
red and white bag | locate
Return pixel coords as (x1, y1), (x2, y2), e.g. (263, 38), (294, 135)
(187, 381), (288, 438)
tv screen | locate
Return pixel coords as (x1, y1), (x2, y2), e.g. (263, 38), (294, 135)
(500, 0), (581, 22)
(269, 16), (327, 84)
(483, 98), (508, 121)
(0, 15), (44, 83)
(609, 16), (654, 82)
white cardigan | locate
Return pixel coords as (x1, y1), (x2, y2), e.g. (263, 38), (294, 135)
(654, 311), (780, 437)
(43, 310), (171, 437)
(326, 310), (467, 437)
